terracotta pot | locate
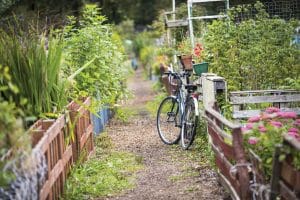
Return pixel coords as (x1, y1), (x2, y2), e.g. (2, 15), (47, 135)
(179, 55), (193, 70)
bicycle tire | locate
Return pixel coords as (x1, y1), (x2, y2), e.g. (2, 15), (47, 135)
(181, 97), (198, 149)
(156, 96), (181, 145)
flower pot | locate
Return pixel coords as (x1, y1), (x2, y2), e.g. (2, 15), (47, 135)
(193, 62), (208, 76)
(179, 55), (193, 70)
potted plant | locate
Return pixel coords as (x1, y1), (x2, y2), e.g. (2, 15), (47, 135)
(177, 38), (193, 70)
(192, 42), (208, 76)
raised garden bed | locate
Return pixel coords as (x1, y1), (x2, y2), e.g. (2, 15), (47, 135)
(203, 89), (300, 199)
(31, 115), (73, 200)
(67, 97), (94, 162)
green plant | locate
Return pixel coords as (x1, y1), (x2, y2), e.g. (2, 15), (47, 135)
(203, 2), (300, 91)
(177, 38), (193, 55)
(63, 4), (128, 105)
(242, 108), (300, 180)
(63, 133), (143, 199)
(0, 65), (31, 187)
(0, 26), (68, 117)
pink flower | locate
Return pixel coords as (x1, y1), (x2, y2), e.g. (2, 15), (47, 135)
(294, 119), (300, 127)
(288, 127), (299, 133)
(248, 116), (260, 123)
(242, 127), (251, 132)
(277, 112), (297, 119)
(248, 137), (259, 145)
(270, 121), (282, 128)
(259, 126), (267, 133)
(287, 131), (299, 138)
(265, 107), (280, 113)
(246, 123), (254, 129)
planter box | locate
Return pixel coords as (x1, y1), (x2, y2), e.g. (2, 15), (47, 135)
(92, 105), (111, 135)
(32, 115), (73, 200)
(193, 62), (208, 76)
(67, 97), (94, 162)
(270, 135), (300, 199)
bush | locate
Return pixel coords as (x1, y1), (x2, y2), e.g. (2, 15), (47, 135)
(63, 4), (128, 104)
(203, 2), (300, 91)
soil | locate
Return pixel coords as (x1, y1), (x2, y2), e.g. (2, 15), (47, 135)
(103, 69), (230, 200)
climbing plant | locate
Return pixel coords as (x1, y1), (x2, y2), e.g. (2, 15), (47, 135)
(203, 2), (300, 91)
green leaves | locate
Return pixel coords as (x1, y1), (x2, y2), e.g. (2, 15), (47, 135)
(203, 2), (300, 91)
(63, 5), (128, 104)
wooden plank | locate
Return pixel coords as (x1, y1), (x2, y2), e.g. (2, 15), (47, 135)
(40, 145), (72, 200)
(166, 20), (189, 28)
(79, 125), (93, 150)
(45, 116), (65, 145)
(230, 94), (300, 104)
(205, 116), (233, 140)
(191, 0), (226, 2)
(218, 173), (240, 200)
(76, 97), (91, 115)
(208, 126), (235, 160)
(279, 181), (299, 200)
(230, 89), (299, 96)
(284, 135), (300, 151)
(205, 107), (240, 129)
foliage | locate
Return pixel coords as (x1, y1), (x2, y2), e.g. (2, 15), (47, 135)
(0, 26), (68, 117)
(280, 78), (300, 90)
(0, 65), (31, 187)
(177, 38), (193, 55)
(63, 4), (128, 104)
(242, 108), (300, 180)
(64, 133), (143, 199)
(203, 2), (300, 91)
(0, 0), (19, 15)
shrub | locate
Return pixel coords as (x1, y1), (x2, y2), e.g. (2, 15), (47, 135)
(203, 2), (300, 91)
(63, 4), (128, 104)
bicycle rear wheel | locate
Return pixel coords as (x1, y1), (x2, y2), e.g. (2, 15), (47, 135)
(181, 97), (198, 149)
(156, 96), (181, 145)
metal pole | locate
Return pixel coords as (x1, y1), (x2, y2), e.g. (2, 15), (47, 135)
(188, 0), (195, 48)
(172, 0), (176, 20)
(172, 0), (177, 66)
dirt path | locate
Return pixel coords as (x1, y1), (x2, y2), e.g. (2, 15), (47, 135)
(105, 68), (228, 200)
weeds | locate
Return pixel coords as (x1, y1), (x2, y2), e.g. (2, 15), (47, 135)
(63, 133), (143, 199)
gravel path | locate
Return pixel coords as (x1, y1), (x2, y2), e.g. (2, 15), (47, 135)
(104, 68), (228, 200)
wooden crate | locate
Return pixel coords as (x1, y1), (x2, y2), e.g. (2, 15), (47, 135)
(270, 135), (300, 200)
(204, 105), (251, 200)
(67, 97), (94, 162)
(32, 115), (73, 200)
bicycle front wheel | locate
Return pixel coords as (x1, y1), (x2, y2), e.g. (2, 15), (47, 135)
(181, 97), (198, 150)
(156, 96), (181, 145)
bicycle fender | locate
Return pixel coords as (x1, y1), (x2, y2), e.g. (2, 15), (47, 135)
(192, 97), (199, 116)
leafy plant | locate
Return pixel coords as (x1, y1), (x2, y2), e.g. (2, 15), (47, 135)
(0, 65), (31, 187)
(63, 133), (143, 199)
(242, 108), (300, 180)
(63, 4), (128, 105)
(0, 26), (68, 117)
(203, 2), (300, 91)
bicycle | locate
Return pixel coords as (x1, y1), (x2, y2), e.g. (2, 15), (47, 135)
(156, 70), (199, 149)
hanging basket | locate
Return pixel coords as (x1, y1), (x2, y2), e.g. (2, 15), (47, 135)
(179, 55), (193, 71)
(193, 62), (208, 76)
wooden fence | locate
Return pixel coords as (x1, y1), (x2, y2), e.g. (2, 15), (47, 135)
(29, 97), (94, 200)
(67, 97), (94, 162)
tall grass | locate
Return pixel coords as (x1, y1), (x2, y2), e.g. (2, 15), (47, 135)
(0, 27), (67, 116)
